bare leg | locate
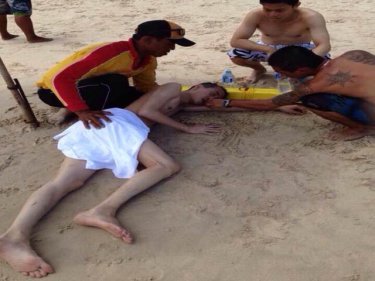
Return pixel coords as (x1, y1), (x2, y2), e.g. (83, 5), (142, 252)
(231, 57), (267, 84)
(14, 15), (52, 43)
(74, 139), (181, 243)
(308, 108), (373, 141)
(0, 158), (96, 278)
(0, 14), (18, 40)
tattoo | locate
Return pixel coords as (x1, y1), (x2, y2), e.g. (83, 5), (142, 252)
(342, 50), (375, 65)
(272, 84), (311, 106)
(327, 71), (354, 87)
(272, 91), (301, 106)
(297, 83), (313, 96)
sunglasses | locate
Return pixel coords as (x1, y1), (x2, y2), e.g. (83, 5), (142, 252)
(134, 28), (185, 37)
(170, 28), (185, 36)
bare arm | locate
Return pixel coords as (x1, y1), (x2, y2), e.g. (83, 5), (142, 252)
(230, 10), (275, 54)
(206, 83), (312, 109)
(271, 83), (313, 105)
(206, 97), (279, 110)
(182, 105), (249, 112)
(228, 98), (278, 109)
(139, 84), (223, 134)
(306, 11), (331, 57)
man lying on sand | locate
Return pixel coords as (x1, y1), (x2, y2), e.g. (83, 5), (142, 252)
(207, 46), (375, 141)
(0, 82), (226, 278)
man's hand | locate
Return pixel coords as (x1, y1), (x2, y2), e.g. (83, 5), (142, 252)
(265, 46), (277, 57)
(205, 99), (225, 108)
(278, 105), (307, 115)
(75, 109), (113, 129)
(186, 123), (222, 134)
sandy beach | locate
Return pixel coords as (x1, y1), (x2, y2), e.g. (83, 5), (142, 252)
(0, 0), (375, 280)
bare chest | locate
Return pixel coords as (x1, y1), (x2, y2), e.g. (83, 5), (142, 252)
(160, 97), (181, 116)
(258, 21), (311, 43)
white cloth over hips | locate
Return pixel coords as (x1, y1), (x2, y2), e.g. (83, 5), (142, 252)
(53, 108), (150, 178)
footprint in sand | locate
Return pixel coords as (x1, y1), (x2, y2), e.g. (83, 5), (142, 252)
(0, 155), (14, 172)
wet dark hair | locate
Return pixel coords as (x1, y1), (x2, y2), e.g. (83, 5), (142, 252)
(260, 0), (299, 6)
(200, 82), (228, 98)
(268, 46), (324, 72)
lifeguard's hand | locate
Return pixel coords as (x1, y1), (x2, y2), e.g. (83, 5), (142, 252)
(205, 99), (225, 108)
(75, 109), (113, 129)
(278, 105), (307, 115)
(186, 123), (222, 134)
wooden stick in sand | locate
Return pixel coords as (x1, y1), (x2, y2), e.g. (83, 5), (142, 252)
(0, 57), (39, 128)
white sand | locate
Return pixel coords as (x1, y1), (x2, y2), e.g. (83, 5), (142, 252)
(0, 0), (375, 280)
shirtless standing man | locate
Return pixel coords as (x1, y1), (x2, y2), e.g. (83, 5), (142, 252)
(0, 82), (226, 278)
(228, 0), (331, 83)
(208, 47), (375, 140)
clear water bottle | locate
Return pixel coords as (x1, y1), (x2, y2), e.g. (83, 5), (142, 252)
(277, 78), (292, 93)
(220, 68), (234, 84)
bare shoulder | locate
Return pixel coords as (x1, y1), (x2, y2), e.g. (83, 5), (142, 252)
(145, 83), (182, 103)
(299, 8), (325, 20)
(153, 83), (181, 95)
(160, 82), (181, 91)
(340, 50), (375, 65)
(299, 7), (324, 17)
(243, 8), (263, 22)
(248, 7), (263, 16)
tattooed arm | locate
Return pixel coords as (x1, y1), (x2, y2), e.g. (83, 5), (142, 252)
(271, 83), (313, 106)
(209, 83), (312, 110)
(341, 50), (375, 65)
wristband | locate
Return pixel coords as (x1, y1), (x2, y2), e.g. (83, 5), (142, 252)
(222, 99), (231, 108)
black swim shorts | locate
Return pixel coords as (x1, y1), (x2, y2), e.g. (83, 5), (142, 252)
(300, 93), (374, 125)
(37, 74), (144, 110)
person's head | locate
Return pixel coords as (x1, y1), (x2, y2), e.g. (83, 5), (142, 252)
(132, 20), (195, 57)
(187, 82), (228, 104)
(260, 0), (300, 21)
(268, 46), (325, 78)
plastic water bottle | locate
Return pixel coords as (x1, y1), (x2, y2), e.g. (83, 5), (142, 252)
(273, 72), (282, 80)
(277, 77), (292, 94)
(220, 68), (234, 84)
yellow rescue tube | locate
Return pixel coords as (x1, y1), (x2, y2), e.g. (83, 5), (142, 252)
(181, 85), (279, 100)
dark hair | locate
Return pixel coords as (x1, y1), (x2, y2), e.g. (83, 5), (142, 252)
(260, 0), (299, 6)
(200, 82), (228, 98)
(268, 46), (324, 72)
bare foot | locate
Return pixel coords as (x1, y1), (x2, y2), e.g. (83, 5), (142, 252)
(27, 36), (53, 43)
(328, 127), (370, 141)
(1, 33), (19, 40)
(0, 235), (54, 278)
(246, 68), (267, 84)
(73, 210), (133, 244)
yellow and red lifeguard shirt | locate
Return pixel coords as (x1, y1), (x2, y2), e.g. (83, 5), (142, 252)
(37, 38), (158, 112)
